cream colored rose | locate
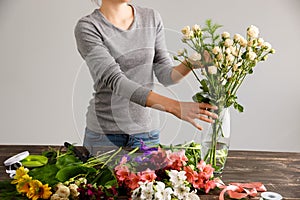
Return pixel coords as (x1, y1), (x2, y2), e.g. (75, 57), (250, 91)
(212, 46), (221, 55)
(181, 26), (191, 35)
(239, 38), (247, 47)
(189, 52), (202, 61)
(224, 39), (234, 47)
(247, 51), (257, 61)
(217, 53), (224, 61)
(233, 64), (239, 71)
(257, 38), (264, 46)
(225, 48), (231, 55)
(226, 54), (234, 62)
(192, 24), (201, 32)
(208, 66), (218, 74)
(233, 34), (242, 42)
(230, 46), (238, 57)
(222, 31), (230, 39)
(247, 25), (259, 38)
(263, 42), (272, 50)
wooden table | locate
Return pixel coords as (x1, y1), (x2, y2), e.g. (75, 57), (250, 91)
(0, 145), (299, 199)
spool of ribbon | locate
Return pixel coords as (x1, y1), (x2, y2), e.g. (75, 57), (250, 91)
(4, 151), (29, 178)
(261, 192), (283, 200)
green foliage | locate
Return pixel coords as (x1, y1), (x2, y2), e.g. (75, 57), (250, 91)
(29, 164), (59, 187)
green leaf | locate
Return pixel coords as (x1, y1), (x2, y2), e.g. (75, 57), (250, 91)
(192, 93), (210, 103)
(56, 165), (96, 182)
(29, 164), (59, 187)
(200, 79), (209, 93)
(234, 102), (244, 112)
(56, 154), (82, 169)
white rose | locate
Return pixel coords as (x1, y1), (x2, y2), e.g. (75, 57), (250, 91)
(263, 42), (272, 50)
(192, 24), (201, 32)
(189, 52), (202, 61)
(247, 51), (257, 61)
(248, 39), (254, 47)
(226, 54), (235, 62)
(257, 38), (264, 46)
(212, 46), (221, 55)
(181, 26), (191, 35)
(69, 184), (79, 198)
(230, 46), (238, 57)
(225, 48), (231, 55)
(208, 65), (218, 74)
(222, 31), (230, 39)
(224, 39), (234, 47)
(233, 64), (239, 71)
(233, 34), (242, 42)
(247, 25), (259, 38)
(239, 38), (247, 47)
(177, 49), (184, 56)
(217, 53), (223, 61)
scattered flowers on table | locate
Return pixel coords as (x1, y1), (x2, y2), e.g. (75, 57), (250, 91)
(1, 141), (268, 199)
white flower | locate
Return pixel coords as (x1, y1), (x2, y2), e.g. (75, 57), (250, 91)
(208, 65), (218, 75)
(226, 54), (235, 63)
(168, 170), (186, 187)
(224, 39), (234, 47)
(69, 184), (79, 198)
(239, 38), (247, 47)
(212, 46), (221, 55)
(216, 53), (223, 61)
(140, 182), (154, 199)
(192, 24), (201, 32)
(257, 38), (264, 46)
(55, 183), (70, 198)
(173, 185), (190, 199)
(177, 49), (184, 56)
(154, 182), (173, 200)
(230, 46), (238, 57)
(248, 39), (254, 47)
(181, 26), (191, 35)
(233, 33), (242, 42)
(181, 26), (194, 40)
(222, 31), (230, 39)
(247, 25), (259, 38)
(189, 52), (202, 61)
(132, 187), (142, 200)
(247, 51), (257, 61)
(225, 48), (231, 55)
(263, 42), (272, 50)
(233, 64), (239, 71)
(185, 191), (200, 200)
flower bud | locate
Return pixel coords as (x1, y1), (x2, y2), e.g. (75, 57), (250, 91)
(208, 66), (218, 74)
(222, 32), (230, 39)
(233, 34), (242, 42)
(262, 55), (268, 61)
(263, 42), (272, 50)
(177, 49), (184, 56)
(239, 38), (247, 47)
(270, 49), (276, 54)
(224, 39), (233, 47)
(257, 38), (264, 46)
(212, 46), (221, 55)
(192, 24), (201, 32)
(247, 25), (259, 38)
(247, 51), (257, 61)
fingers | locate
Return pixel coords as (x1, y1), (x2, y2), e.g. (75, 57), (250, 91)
(199, 102), (218, 110)
(199, 109), (218, 119)
(188, 118), (203, 131)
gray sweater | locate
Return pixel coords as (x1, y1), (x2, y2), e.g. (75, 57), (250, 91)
(74, 5), (174, 134)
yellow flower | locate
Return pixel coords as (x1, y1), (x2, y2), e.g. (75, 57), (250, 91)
(27, 180), (52, 200)
(11, 166), (29, 184)
(15, 174), (32, 193)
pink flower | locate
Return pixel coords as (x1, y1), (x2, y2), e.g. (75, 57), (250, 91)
(166, 150), (188, 170)
(204, 180), (216, 193)
(124, 173), (140, 190)
(192, 173), (204, 189)
(115, 165), (130, 182)
(197, 161), (214, 180)
(184, 166), (198, 183)
(138, 168), (157, 182)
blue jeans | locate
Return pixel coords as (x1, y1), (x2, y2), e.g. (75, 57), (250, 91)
(83, 128), (160, 155)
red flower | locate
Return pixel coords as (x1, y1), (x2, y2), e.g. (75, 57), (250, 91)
(124, 173), (140, 190)
(166, 150), (188, 170)
(115, 165), (130, 182)
(184, 166), (198, 183)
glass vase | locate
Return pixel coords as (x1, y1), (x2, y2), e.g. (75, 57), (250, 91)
(200, 108), (230, 175)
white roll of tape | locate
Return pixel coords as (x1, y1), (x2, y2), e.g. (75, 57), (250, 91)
(261, 192), (283, 200)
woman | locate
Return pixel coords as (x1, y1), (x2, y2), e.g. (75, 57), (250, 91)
(74, 0), (217, 154)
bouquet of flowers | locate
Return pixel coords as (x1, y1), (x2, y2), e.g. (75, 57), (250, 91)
(174, 20), (275, 172)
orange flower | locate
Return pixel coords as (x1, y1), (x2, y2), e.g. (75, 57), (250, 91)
(27, 180), (52, 200)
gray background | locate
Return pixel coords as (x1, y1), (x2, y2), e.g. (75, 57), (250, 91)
(0, 0), (299, 152)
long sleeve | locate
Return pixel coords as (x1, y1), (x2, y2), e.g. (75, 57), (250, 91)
(74, 19), (151, 106)
(153, 10), (175, 87)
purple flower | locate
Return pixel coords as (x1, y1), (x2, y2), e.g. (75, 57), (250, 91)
(140, 140), (158, 155)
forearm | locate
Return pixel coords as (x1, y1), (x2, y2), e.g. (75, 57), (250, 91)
(145, 91), (179, 114)
(171, 62), (191, 83)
